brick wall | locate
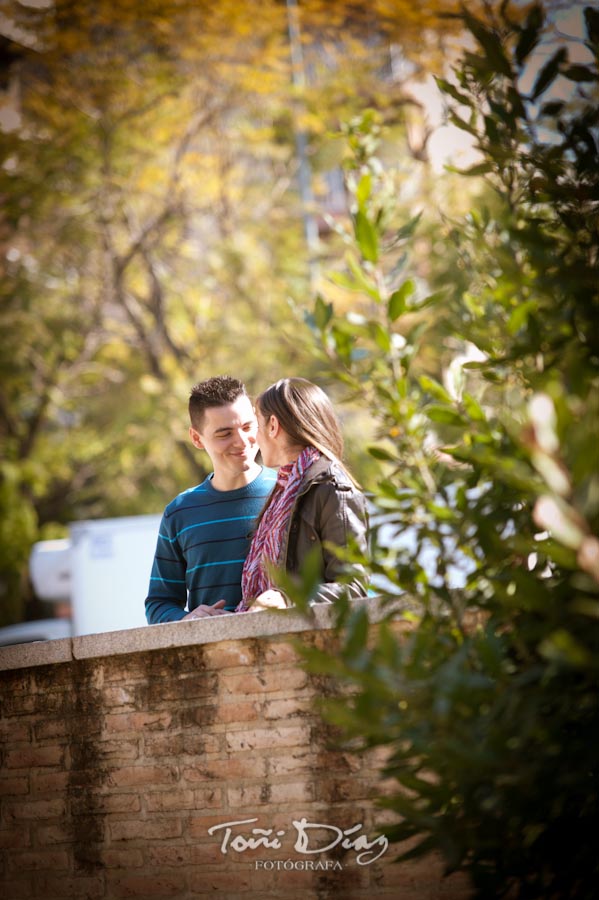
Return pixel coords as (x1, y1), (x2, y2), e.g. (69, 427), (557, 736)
(0, 604), (470, 899)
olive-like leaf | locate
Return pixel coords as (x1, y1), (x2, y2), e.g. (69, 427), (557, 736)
(531, 47), (568, 100)
(354, 210), (379, 263)
(515, 4), (544, 66)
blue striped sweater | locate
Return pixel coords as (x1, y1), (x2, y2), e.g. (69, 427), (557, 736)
(145, 467), (276, 623)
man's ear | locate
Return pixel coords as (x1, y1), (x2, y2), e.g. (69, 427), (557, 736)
(189, 426), (204, 450)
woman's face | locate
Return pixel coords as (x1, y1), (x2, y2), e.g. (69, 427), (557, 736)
(256, 409), (277, 467)
(256, 404), (299, 468)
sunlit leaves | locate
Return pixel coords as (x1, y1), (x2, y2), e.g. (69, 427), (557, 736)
(291, 5), (599, 899)
(530, 46), (568, 100)
(585, 5), (599, 46)
(462, 9), (513, 79)
(514, 4), (544, 67)
(354, 209), (379, 263)
(388, 279), (415, 320)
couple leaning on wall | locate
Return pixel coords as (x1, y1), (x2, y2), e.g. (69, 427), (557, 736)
(144, 375), (369, 625)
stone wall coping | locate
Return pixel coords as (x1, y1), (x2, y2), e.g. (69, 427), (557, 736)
(0, 595), (412, 672)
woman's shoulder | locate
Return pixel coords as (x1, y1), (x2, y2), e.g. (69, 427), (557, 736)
(305, 457), (358, 492)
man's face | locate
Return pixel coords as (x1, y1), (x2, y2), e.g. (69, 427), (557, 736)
(189, 395), (258, 481)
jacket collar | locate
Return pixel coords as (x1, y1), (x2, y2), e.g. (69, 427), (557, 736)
(300, 455), (351, 489)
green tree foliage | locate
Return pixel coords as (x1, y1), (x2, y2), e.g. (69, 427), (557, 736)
(287, 4), (599, 897)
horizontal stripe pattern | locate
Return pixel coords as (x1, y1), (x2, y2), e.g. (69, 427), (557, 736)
(145, 468), (276, 624)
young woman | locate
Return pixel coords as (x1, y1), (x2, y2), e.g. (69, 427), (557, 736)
(236, 377), (369, 611)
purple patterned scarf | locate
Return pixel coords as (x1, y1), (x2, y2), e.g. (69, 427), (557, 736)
(237, 446), (321, 611)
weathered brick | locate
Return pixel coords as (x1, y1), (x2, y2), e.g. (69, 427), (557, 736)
(108, 764), (178, 788)
(438, 872), (473, 897)
(384, 849), (448, 886)
(36, 690), (76, 714)
(145, 844), (193, 866)
(374, 862), (436, 894)
(103, 659), (145, 683)
(145, 789), (196, 811)
(101, 847), (145, 868)
(1, 695), (37, 715)
(220, 666), (308, 695)
(215, 795), (273, 826)
(276, 861), (371, 892)
(67, 766), (107, 791)
(6, 798), (66, 820)
(0, 720), (31, 743)
(104, 711), (172, 734)
(0, 876), (33, 898)
(142, 731), (220, 757)
(261, 641), (301, 665)
(30, 770), (70, 793)
(155, 674), (218, 702)
(0, 827), (31, 849)
(65, 713), (104, 738)
(191, 787), (223, 809)
(179, 705), (218, 729)
(0, 619), (469, 900)
(35, 875), (104, 898)
(109, 818), (183, 842)
(186, 840), (226, 863)
(33, 717), (70, 740)
(184, 756), (267, 783)
(187, 868), (259, 894)
(70, 792), (141, 815)
(35, 824), (70, 845)
(296, 748), (361, 778)
(227, 780), (314, 808)
(4, 746), (64, 769)
(102, 685), (138, 708)
(370, 888), (446, 900)
(256, 664), (310, 692)
(106, 873), (183, 897)
(188, 812), (253, 838)
(215, 699), (261, 724)
(374, 807), (403, 829)
(97, 737), (140, 760)
(6, 849), (70, 872)
(262, 697), (313, 720)
(318, 779), (377, 804)
(226, 724), (311, 753)
(364, 744), (394, 768)
(0, 774), (29, 795)
(268, 752), (314, 777)
(217, 671), (268, 695)
(260, 810), (305, 832)
(202, 640), (256, 669)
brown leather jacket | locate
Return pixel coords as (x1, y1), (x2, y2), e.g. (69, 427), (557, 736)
(277, 456), (369, 604)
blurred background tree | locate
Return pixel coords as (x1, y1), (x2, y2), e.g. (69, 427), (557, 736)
(290, 2), (598, 897)
(0, 0), (472, 623)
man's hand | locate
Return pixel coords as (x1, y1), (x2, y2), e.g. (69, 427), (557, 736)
(183, 599), (228, 619)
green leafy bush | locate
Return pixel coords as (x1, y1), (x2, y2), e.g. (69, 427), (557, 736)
(288, 4), (599, 897)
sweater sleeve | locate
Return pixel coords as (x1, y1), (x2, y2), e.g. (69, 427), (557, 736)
(144, 512), (188, 624)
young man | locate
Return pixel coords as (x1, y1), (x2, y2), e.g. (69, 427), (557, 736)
(145, 376), (276, 624)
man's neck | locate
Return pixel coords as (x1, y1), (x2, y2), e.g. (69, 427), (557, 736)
(210, 462), (262, 492)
